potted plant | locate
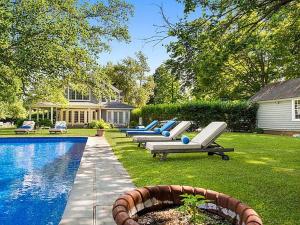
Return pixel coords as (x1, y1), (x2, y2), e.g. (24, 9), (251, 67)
(94, 119), (110, 137)
(112, 185), (263, 225)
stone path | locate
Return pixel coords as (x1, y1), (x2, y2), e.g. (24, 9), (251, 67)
(60, 137), (135, 225)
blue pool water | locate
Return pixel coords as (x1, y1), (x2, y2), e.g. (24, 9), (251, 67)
(0, 137), (87, 225)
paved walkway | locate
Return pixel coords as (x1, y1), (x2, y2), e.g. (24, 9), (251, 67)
(60, 137), (135, 225)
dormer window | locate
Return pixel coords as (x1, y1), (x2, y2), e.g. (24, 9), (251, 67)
(67, 88), (90, 101)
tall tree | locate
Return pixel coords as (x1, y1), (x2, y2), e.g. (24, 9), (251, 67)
(163, 0), (299, 100)
(0, 0), (133, 107)
(152, 64), (182, 104)
(104, 52), (154, 107)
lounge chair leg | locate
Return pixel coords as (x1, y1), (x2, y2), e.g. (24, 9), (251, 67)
(153, 153), (156, 158)
(160, 153), (168, 161)
(138, 143), (141, 147)
(214, 152), (230, 160)
(208, 152), (214, 156)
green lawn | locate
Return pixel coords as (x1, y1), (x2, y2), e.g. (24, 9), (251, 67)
(0, 128), (97, 136)
(105, 130), (300, 225)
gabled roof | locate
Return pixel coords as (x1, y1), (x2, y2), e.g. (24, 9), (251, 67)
(102, 101), (134, 109)
(250, 78), (300, 102)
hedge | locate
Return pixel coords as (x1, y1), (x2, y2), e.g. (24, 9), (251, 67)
(131, 101), (258, 132)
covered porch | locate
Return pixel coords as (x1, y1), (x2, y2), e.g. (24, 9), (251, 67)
(31, 102), (102, 126)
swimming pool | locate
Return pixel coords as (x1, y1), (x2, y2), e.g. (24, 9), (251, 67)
(0, 137), (87, 225)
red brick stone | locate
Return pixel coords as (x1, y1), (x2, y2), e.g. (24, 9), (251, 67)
(182, 186), (195, 195)
(241, 208), (259, 223)
(170, 185), (183, 204)
(136, 187), (153, 208)
(124, 219), (139, 225)
(114, 199), (129, 209)
(112, 205), (127, 219)
(227, 197), (240, 211)
(205, 190), (218, 202)
(120, 194), (137, 216)
(127, 190), (144, 211)
(236, 203), (251, 221)
(217, 193), (230, 208)
(115, 211), (130, 225)
(194, 187), (206, 196)
(157, 185), (172, 203)
(246, 222), (262, 225)
(145, 186), (160, 199)
(246, 215), (263, 225)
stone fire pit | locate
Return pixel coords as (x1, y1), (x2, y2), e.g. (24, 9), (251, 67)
(112, 185), (263, 225)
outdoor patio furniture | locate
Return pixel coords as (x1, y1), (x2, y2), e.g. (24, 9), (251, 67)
(126, 120), (176, 136)
(132, 121), (192, 146)
(145, 121), (234, 160)
(119, 120), (158, 132)
(49, 121), (67, 134)
(15, 121), (36, 134)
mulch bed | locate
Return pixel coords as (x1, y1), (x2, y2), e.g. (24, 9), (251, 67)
(137, 208), (232, 225)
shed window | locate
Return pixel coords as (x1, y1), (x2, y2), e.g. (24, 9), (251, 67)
(293, 99), (300, 120)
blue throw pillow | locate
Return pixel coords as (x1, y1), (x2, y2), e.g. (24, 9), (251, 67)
(162, 131), (170, 137)
(154, 128), (161, 133)
(181, 135), (190, 144)
(21, 125), (31, 129)
(56, 126), (66, 129)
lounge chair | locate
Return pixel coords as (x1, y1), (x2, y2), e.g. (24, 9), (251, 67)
(49, 121), (67, 134)
(15, 121), (36, 134)
(133, 121), (192, 146)
(120, 120), (158, 132)
(145, 122), (234, 160)
(126, 120), (176, 136)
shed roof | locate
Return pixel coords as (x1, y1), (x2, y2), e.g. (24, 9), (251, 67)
(250, 78), (300, 102)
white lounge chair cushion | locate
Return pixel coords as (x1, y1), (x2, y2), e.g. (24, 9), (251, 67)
(54, 121), (67, 128)
(146, 122), (227, 151)
(133, 121), (192, 143)
(133, 135), (172, 142)
(191, 122), (227, 147)
(169, 121), (192, 138)
(16, 121), (35, 131)
(146, 141), (201, 151)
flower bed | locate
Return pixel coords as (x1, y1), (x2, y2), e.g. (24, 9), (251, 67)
(112, 185), (263, 225)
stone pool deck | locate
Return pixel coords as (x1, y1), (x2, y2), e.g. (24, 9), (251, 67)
(60, 137), (135, 225)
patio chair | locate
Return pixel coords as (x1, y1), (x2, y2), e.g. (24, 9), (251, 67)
(126, 120), (176, 136)
(15, 121), (36, 134)
(133, 121), (192, 146)
(120, 120), (158, 132)
(145, 122), (234, 161)
(49, 121), (67, 134)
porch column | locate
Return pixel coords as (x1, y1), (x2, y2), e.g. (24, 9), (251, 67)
(42, 110), (45, 120)
(88, 108), (92, 122)
(50, 107), (54, 123)
(128, 110), (131, 126)
(71, 111), (74, 125)
(37, 109), (39, 121)
(29, 107), (32, 120)
(47, 110), (49, 119)
(84, 111), (87, 124)
(60, 110), (63, 121)
(99, 108), (102, 120)
(66, 110), (69, 123)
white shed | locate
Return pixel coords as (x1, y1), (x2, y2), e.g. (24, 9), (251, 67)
(250, 78), (300, 134)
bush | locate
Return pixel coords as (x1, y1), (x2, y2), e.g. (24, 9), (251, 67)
(37, 119), (53, 127)
(88, 119), (110, 129)
(131, 101), (258, 132)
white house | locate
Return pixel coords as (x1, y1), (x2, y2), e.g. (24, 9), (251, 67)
(30, 86), (134, 127)
(250, 78), (300, 134)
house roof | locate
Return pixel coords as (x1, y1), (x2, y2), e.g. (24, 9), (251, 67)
(102, 102), (134, 109)
(250, 78), (300, 102)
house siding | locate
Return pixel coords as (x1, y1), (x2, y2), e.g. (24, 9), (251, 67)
(257, 100), (300, 131)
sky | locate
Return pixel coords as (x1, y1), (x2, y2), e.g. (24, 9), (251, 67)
(99, 0), (187, 74)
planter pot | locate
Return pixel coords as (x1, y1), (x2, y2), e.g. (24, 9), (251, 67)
(112, 185), (263, 225)
(96, 129), (105, 137)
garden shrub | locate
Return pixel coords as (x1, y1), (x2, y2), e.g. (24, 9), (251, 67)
(131, 101), (258, 132)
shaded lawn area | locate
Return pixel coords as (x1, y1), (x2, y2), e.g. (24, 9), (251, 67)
(105, 130), (300, 225)
(0, 128), (97, 137)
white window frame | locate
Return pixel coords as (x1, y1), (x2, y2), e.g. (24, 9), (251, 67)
(67, 87), (91, 102)
(292, 99), (300, 121)
(106, 110), (129, 125)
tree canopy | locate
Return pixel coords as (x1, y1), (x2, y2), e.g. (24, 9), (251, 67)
(162, 0), (300, 100)
(0, 0), (133, 118)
